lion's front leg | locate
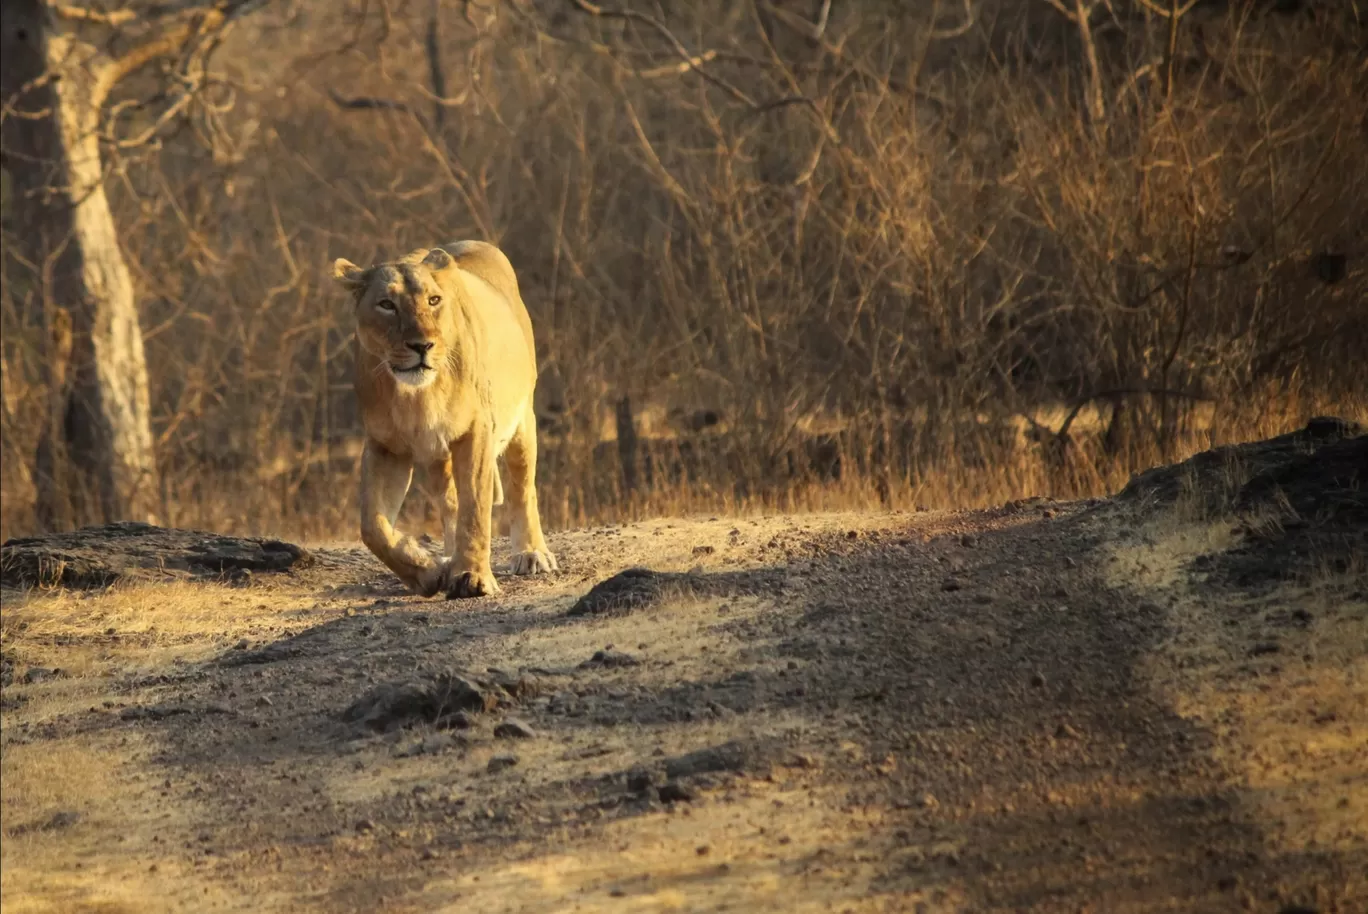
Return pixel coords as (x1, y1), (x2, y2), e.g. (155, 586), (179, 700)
(446, 425), (500, 599)
(359, 440), (442, 596)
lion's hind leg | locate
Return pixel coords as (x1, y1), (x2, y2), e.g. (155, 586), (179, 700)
(426, 457), (460, 560)
(504, 402), (558, 576)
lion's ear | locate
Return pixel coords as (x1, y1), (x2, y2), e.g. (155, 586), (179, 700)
(333, 258), (369, 293)
(422, 247), (455, 273)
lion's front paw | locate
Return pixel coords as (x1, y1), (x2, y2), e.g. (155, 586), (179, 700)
(446, 567), (501, 599)
(509, 549), (558, 576)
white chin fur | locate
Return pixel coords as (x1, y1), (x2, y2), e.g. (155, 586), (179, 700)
(391, 367), (436, 390)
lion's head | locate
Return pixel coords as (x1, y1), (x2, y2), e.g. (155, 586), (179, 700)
(332, 247), (460, 391)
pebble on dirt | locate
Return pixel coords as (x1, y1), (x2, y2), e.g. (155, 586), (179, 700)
(664, 740), (772, 780)
(487, 753), (519, 773)
(341, 672), (498, 733)
(658, 782), (695, 803)
(493, 718), (537, 740)
(626, 766), (656, 794)
(580, 649), (639, 669)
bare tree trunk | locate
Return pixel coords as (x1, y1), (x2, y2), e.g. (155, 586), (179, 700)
(2, 1), (160, 527)
(615, 396), (639, 495)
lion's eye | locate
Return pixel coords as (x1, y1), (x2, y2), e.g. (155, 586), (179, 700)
(376, 299), (396, 312)
(428, 295), (441, 307)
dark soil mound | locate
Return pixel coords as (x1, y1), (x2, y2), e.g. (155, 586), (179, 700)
(1235, 431), (1367, 521)
(1117, 417), (1366, 585)
(567, 567), (787, 618)
(1222, 432), (1368, 585)
(1118, 416), (1363, 509)
(0, 522), (314, 590)
(566, 568), (697, 617)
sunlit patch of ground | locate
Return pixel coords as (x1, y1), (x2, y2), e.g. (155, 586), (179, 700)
(1109, 518), (1368, 858)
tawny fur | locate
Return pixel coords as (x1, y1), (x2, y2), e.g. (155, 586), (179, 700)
(332, 241), (558, 598)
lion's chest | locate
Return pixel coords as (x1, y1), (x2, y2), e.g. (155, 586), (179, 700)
(366, 394), (465, 465)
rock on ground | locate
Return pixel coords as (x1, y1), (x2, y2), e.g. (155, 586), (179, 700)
(0, 522), (313, 589)
(567, 567), (786, 617)
(341, 672), (503, 733)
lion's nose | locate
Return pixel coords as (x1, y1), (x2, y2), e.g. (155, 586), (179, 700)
(407, 341), (434, 357)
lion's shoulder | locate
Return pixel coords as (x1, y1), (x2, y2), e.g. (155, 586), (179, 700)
(441, 240), (522, 308)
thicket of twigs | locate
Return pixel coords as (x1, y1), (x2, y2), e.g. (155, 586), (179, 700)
(2, 0), (1365, 540)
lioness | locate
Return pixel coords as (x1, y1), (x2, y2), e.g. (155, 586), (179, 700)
(332, 241), (558, 598)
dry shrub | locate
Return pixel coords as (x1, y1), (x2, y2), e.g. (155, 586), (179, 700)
(2, 1), (1364, 541)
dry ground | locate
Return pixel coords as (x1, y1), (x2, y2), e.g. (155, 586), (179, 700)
(2, 438), (1365, 913)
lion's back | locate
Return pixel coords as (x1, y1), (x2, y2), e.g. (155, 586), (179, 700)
(441, 240), (538, 376)
(442, 241), (521, 307)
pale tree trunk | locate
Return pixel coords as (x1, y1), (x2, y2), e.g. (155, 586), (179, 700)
(2, 1), (159, 528)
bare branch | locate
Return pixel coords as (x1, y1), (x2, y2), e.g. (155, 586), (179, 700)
(1039, 0), (1078, 23)
(109, 80), (197, 148)
(769, 0), (834, 41)
(929, 0), (977, 40)
(326, 86), (492, 237)
(813, 0), (832, 41)
(1036, 0), (1107, 130)
(1132, 0), (1202, 18)
(789, 131), (826, 187)
(620, 95), (695, 217)
(410, 80), (472, 109)
(758, 2), (922, 99)
(94, 3), (263, 96)
(425, 0), (446, 133)
(637, 49), (718, 80)
(565, 0), (758, 108)
(47, 3), (137, 26)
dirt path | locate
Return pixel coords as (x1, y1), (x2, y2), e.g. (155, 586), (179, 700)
(3, 427), (1365, 913)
